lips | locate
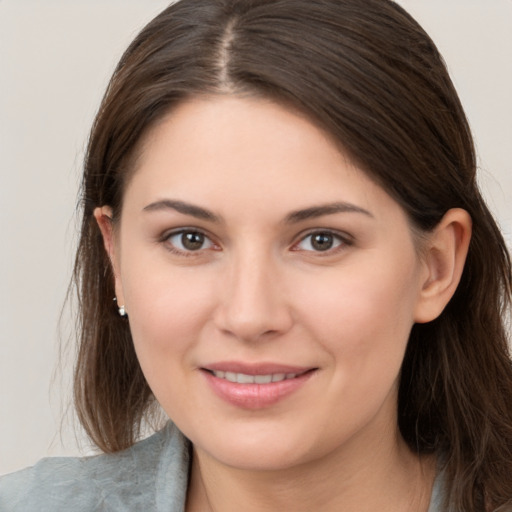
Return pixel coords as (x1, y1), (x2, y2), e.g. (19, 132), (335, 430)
(201, 362), (316, 409)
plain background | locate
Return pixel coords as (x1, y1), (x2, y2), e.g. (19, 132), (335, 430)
(1, 0), (511, 475)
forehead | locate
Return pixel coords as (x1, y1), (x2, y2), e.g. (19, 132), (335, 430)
(139, 95), (347, 172)
(122, 96), (402, 224)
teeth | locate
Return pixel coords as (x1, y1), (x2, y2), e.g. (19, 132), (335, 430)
(255, 374), (272, 384)
(212, 371), (298, 383)
(225, 371), (237, 382)
(237, 373), (255, 384)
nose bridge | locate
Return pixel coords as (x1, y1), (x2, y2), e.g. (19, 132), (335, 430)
(215, 243), (291, 341)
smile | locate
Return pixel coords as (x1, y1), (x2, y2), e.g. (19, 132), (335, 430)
(202, 365), (317, 409)
(210, 371), (298, 384)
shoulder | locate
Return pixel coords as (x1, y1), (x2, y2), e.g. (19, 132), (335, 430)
(0, 422), (190, 512)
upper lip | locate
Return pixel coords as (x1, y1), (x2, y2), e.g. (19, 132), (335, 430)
(201, 361), (315, 375)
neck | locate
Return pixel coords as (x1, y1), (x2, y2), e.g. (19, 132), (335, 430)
(186, 425), (436, 512)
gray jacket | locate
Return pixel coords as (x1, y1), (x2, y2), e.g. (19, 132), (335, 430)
(0, 422), (443, 511)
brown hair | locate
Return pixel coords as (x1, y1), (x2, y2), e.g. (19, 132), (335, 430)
(73, 0), (512, 509)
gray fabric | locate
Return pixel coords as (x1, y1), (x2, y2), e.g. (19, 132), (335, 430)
(0, 421), (445, 511)
(428, 466), (445, 512)
(0, 422), (189, 512)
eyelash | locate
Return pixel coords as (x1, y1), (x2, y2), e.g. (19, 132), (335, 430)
(160, 228), (353, 257)
(161, 229), (219, 257)
(291, 230), (352, 255)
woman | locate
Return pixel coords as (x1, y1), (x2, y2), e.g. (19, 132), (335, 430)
(1, 0), (511, 510)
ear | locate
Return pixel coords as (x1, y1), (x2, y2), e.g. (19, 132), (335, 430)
(94, 206), (125, 306)
(414, 208), (472, 324)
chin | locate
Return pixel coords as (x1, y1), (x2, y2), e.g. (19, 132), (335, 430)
(186, 419), (335, 472)
(200, 441), (312, 472)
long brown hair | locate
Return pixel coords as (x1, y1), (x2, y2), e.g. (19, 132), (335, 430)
(73, 1), (512, 509)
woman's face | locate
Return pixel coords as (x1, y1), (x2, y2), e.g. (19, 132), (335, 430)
(105, 96), (430, 471)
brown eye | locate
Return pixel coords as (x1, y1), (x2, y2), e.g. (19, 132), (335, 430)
(311, 233), (335, 251)
(167, 230), (214, 252)
(181, 232), (205, 250)
(295, 231), (346, 253)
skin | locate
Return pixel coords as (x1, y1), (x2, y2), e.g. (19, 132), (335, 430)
(96, 96), (471, 511)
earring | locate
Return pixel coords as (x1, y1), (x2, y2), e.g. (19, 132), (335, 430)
(114, 297), (127, 317)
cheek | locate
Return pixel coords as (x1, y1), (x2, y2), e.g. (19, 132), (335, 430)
(121, 260), (217, 368)
(292, 258), (420, 435)
(122, 268), (219, 419)
(297, 255), (420, 370)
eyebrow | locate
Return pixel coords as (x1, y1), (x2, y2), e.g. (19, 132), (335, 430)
(143, 199), (221, 222)
(142, 199), (373, 224)
(284, 202), (373, 223)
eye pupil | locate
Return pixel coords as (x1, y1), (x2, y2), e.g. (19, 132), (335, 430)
(182, 232), (204, 250)
(311, 233), (334, 251)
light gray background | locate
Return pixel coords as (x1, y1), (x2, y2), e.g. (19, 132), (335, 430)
(1, 0), (511, 475)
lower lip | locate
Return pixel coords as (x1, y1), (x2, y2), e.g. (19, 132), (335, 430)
(202, 370), (315, 409)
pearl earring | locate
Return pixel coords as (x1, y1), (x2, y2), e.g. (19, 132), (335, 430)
(114, 297), (127, 317)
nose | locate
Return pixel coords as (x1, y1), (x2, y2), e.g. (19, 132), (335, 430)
(213, 249), (293, 343)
